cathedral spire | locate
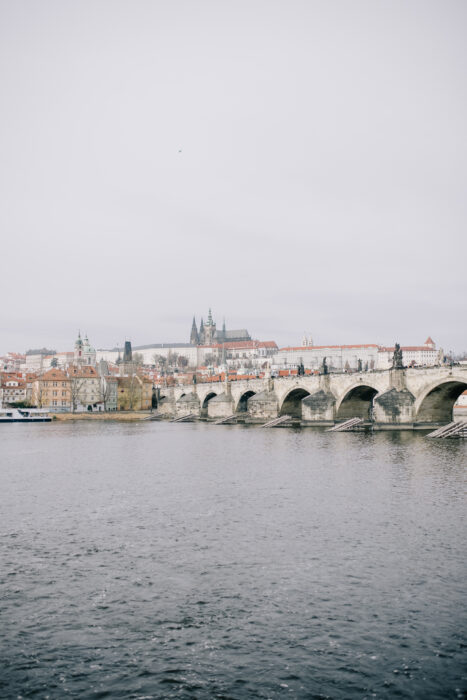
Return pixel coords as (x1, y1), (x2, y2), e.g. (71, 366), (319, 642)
(199, 317), (205, 345)
(190, 316), (199, 345)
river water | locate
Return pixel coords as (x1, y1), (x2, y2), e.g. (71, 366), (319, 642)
(1, 421), (466, 699)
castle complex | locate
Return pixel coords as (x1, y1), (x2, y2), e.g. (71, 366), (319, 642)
(190, 309), (251, 346)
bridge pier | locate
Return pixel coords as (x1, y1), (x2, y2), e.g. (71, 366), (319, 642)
(302, 390), (336, 424)
(373, 388), (415, 426)
(246, 390), (279, 423)
(157, 396), (176, 417)
(175, 392), (201, 418)
(207, 392), (235, 420)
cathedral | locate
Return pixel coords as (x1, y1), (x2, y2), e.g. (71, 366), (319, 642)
(190, 310), (251, 346)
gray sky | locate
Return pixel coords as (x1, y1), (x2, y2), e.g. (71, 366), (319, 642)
(1, 0), (466, 355)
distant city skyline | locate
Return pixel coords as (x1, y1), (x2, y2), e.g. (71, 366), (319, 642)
(0, 313), (462, 358)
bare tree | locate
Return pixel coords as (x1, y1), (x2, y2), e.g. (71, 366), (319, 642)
(99, 376), (113, 411)
(167, 351), (179, 368)
(177, 355), (189, 369)
(133, 352), (144, 366)
(126, 374), (141, 410)
(69, 375), (86, 412)
(153, 354), (167, 370)
(34, 381), (46, 408)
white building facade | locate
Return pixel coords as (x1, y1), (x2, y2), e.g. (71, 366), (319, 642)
(377, 338), (442, 369)
(272, 344), (380, 372)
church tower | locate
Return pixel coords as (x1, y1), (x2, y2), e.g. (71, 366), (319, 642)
(203, 308), (216, 345)
(74, 331), (84, 365)
(190, 316), (199, 345)
(199, 317), (205, 345)
(82, 334), (96, 366)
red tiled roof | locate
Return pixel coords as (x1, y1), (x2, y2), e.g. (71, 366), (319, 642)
(203, 340), (277, 350)
(279, 344), (379, 352)
(378, 346), (438, 352)
(40, 368), (68, 380)
(68, 365), (98, 377)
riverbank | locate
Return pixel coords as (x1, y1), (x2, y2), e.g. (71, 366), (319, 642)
(52, 411), (152, 422)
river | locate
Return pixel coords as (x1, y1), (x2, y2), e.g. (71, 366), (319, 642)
(1, 421), (466, 698)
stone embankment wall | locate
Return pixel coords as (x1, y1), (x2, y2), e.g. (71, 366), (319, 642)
(52, 411), (152, 421)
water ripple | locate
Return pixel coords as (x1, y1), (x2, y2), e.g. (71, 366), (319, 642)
(0, 422), (465, 698)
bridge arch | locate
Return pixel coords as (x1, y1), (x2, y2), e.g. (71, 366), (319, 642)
(280, 387), (311, 418)
(236, 390), (256, 413)
(415, 378), (467, 424)
(201, 391), (219, 416)
(335, 383), (379, 421)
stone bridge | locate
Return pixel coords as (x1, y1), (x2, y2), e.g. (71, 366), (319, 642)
(156, 365), (467, 429)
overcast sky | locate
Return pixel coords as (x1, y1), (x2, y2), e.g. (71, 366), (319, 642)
(1, 0), (466, 355)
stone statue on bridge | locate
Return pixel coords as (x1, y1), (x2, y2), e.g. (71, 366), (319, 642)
(392, 343), (404, 369)
(321, 357), (328, 375)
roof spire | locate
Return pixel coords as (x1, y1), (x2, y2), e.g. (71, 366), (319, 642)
(190, 316), (199, 345)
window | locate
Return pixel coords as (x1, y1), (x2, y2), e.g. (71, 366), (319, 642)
(53, 382), (58, 387)
(53, 400), (57, 406)
(62, 391), (66, 396)
(62, 382), (66, 387)
(53, 391), (57, 396)
(61, 401), (67, 406)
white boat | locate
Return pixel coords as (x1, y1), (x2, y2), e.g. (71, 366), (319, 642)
(0, 407), (51, 422)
